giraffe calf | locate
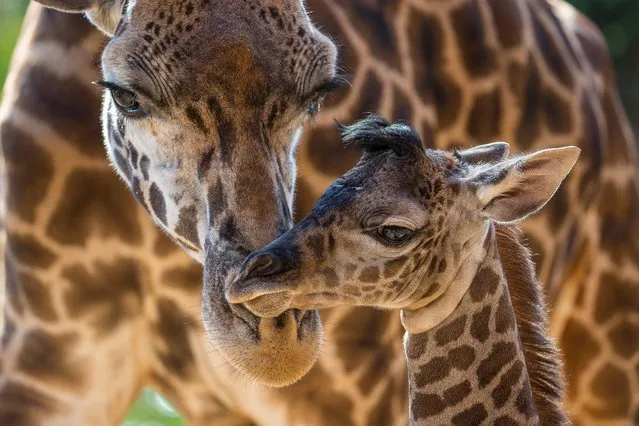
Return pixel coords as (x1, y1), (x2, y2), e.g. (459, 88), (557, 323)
(227, 115), (578, 425)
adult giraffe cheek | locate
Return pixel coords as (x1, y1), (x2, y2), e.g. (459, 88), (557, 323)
(200, 245), (322, 387)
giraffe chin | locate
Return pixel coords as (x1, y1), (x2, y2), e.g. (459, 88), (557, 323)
(202, 277), (321, 387)
(213, 308), (322, 388)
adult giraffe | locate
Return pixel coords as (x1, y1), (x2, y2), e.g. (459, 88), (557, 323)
(0, 1), (637, 426)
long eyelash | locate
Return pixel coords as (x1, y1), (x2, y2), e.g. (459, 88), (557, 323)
(315, 74), (350, 96)
(93, 80), (136, 96)
(94, 80), (120, 91)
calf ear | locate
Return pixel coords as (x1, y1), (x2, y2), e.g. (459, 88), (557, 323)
(33, 0), (125, 36)
(467, 146), (580, 224)
(455, 142), (510, 164)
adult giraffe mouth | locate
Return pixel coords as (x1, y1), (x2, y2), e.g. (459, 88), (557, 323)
(201, 246), (321, 388)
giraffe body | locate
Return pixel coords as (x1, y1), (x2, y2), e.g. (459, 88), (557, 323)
(229, 116), (575, 425)
(0, 0), (638, 424)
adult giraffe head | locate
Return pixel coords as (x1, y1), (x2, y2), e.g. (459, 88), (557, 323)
(34, 0), (339, 386)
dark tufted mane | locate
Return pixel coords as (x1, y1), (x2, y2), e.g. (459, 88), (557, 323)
(339, 114), (423, 157)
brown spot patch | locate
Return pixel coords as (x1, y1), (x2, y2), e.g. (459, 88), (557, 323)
(594, 273), (639, 324)
(293, 176), (319, 221)
(154, 232), (180, 257)
(413, 356), (448, 386)
(15, 268), (57, 322)
(586, 363), (631, 419)
(14, 65), (103, 158)
(355, 346), (394, 396)
(305, 125), (360, 179)
(561, 318), (601, 399)
(476, 341), (516, 388)
(337, 2), (401, 71)
(469, 267), (500, 302)
(322, 268), (339, 289)
(578, 93), (603, 171)
(543, 89), (573, 134)
(407, 10), (461, 130)
(451, 2), (496, 77)
(467, 88), (502, 140)
(162, 264), (202, 292)
(17, 330), (85, 390)
(174, 205), (200, 247)
(383, 256), (406, 279)
(515, 57), (542, 150)
(598, 181), (637, 263)
(1, 317), (16, 350)
(492, 360), (524, 408)
(494, 416), (519, 426)
(6, 233), (56, 269)
(62, 258), (143, 334)
(443, 380), (471, 406)
(452, 403), (488, 425)
(516, 378), (535, 418)
(35, 6), (100, 47)
(185, 105), (207, 133)
(547, 182), (570, 232)
(332, 308), (393, 373)
(46, 169), (142, 246)
(4, 261), (24, 316)
(602, 80), (633, 164)
(406, 332), (428, 359)
(412, 392), (445, 420)
(607, 321), (639, 359)
(0, 380), (71, 424)
(494, 291), (515, 333)
(470, 306), (491, 342)
(434, 314), (466, 347)
(154, 299), (196, 378)
(1, 122), (55, 223)
(488, 0), (523, 48)
(392, 87), (413, 122)
(359, 266), (380, 283)
(530, 4), (573, 89)
(149, 183), (167, 225)
(279, 362), (357, 426)
(364, 381), (395, 426)
(449, 345), (476, 369)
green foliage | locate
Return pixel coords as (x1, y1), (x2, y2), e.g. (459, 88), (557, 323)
(570, 0), (639, 130)
(0, 1), (28, 92)
(123, 389), (185, 426)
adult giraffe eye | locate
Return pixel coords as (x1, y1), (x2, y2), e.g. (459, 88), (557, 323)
(110, 87), (144, 116)
(378, 226), (413, 245)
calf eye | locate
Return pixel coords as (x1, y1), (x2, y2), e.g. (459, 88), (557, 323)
(378, 226), (413, 245)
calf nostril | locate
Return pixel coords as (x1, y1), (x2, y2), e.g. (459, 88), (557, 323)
(243, 252), (281, 279)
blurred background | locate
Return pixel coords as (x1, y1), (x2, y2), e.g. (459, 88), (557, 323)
(0, 0), (637, 425)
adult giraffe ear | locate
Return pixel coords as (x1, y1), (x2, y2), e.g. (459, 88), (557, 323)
(466, 146), (580, 224)
(455, 142), (510, 164)
(33, 0), (125, 36)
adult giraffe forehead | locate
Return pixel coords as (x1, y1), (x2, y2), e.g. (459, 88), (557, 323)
(109, 1), (336, 107)
(42, 0), (338, 109)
